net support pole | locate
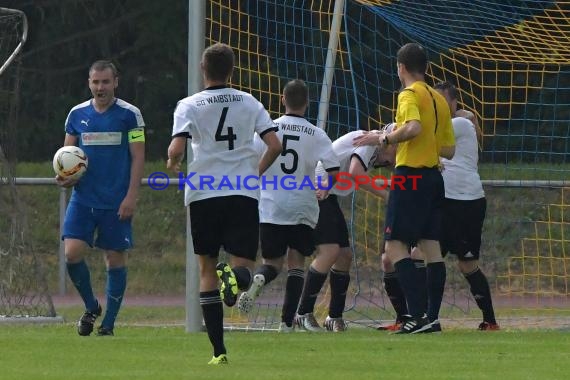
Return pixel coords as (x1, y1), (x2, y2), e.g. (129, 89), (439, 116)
(185, 0), (205, 333)
(0, 8), (28, 76)
(316, 0), (345, 130)
(58, 188), (67, 295)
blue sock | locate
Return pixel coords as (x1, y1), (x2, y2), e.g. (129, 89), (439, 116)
(101, 267), (127, 330)
(66, 260), (98, 312)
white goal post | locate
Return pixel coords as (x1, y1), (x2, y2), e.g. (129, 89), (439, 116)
(0, 7), (28, 76)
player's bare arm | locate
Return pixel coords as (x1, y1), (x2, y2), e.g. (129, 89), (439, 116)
(119, 140), (144, 220)
(55, 133), (80, 188)
(439, 144), (455, 160)
(385, 119), (421, 144)
(258, 130), (282, 175)
(351, 129), (381, 147)
(167, 136), (186, 173)
(348, 155), (388, 200)
(456, 108), (483, 143)
(352, 120), (421, 147)
(315, 168), (339, 200)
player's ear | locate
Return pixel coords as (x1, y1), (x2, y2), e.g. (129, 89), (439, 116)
(281, 95), (286, 107)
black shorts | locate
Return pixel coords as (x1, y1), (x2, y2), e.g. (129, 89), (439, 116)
(260, 223), (315, 259)
(189, 195), (259, 260)
(314, 195), (350, 248)
(384, 166), (444, 245)
(441, 197), (486, 261)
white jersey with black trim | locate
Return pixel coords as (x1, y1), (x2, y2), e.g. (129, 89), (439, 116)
(316, 130), (378, 197)
(254, 115), (339, 227)
(172, 86), (277, 205)
(441, 117), (484, 200)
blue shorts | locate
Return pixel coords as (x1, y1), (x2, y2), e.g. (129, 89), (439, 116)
(384, 166), (444, 245)
(63, 201), (133, 251)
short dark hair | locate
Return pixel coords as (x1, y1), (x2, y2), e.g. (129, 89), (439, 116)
(89, 60), (118, 77)
(202, 43), (235, 82)
(396, 43), (427, 75)
(283, 79), (308, 109)
(434, 81), (457, 100)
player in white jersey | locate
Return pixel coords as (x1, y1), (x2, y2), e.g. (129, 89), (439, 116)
(435, 81), (498, 330)
(380, 82), (499, 332)
(235, 80), (340, 332)
(167, 43), (282, 364)
(295, 129), (393, 332)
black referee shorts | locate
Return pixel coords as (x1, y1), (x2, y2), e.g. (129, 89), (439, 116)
(384, 166), (444, 245)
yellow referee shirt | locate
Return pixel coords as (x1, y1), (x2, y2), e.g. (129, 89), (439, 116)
(395, 81), (454, 168)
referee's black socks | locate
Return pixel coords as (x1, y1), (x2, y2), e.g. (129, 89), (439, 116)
(393, 258), (424, 318)
(426, 261), (446, 322)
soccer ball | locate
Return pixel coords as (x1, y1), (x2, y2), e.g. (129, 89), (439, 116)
(52, 146), (88, 180)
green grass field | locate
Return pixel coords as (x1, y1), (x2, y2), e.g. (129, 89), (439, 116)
(1, 320), (569, 380)
(3, 162), (570, 379)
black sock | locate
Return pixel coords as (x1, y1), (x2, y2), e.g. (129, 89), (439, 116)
(393, 258), (423, 318)
(281, 268), (304, 326)
(413, 259), (428, 314)
(200, 290), (225, 357)
(383, 271), (408, 321)
(328, 268), (350, 318)
(255, 264), (279, 285)
(232, 266), (252, 291)
(426, 262), (446, 322)
(297, 265), (328, 315)
(464, 267), (496, 324)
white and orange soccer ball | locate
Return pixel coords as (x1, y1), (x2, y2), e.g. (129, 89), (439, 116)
(52, 146), (88, 180)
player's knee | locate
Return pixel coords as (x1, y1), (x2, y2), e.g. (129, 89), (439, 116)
(64, 252), (82, 264)
(381, 253), (394, 272)
(104, 251), (127, 268)
(286, 251), (305, 269)
(334, 247), (352, 270)
(314, 244), (340, 261)
(410, 246), (425, 261)
(64, 239), (85, 263)
(458, 259), (478, 274)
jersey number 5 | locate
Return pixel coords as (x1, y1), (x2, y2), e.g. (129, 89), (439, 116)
(215, 107), (237, 150)
(280, 134), (300, 174)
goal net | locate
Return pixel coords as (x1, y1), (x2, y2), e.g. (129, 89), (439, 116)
(0, 7), (56, 320)
(206, 0), (570, 329)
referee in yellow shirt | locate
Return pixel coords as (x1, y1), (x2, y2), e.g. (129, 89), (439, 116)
(354, 43), (455, 333)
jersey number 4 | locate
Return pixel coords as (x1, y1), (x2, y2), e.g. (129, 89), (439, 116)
(215, 107), (237, 150)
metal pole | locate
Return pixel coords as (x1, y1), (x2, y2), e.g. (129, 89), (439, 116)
(316, 0), (345, 130)
(0, 7), (28, 76)
(185, 0), (205, 333)
(58, 187), (67, 295)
